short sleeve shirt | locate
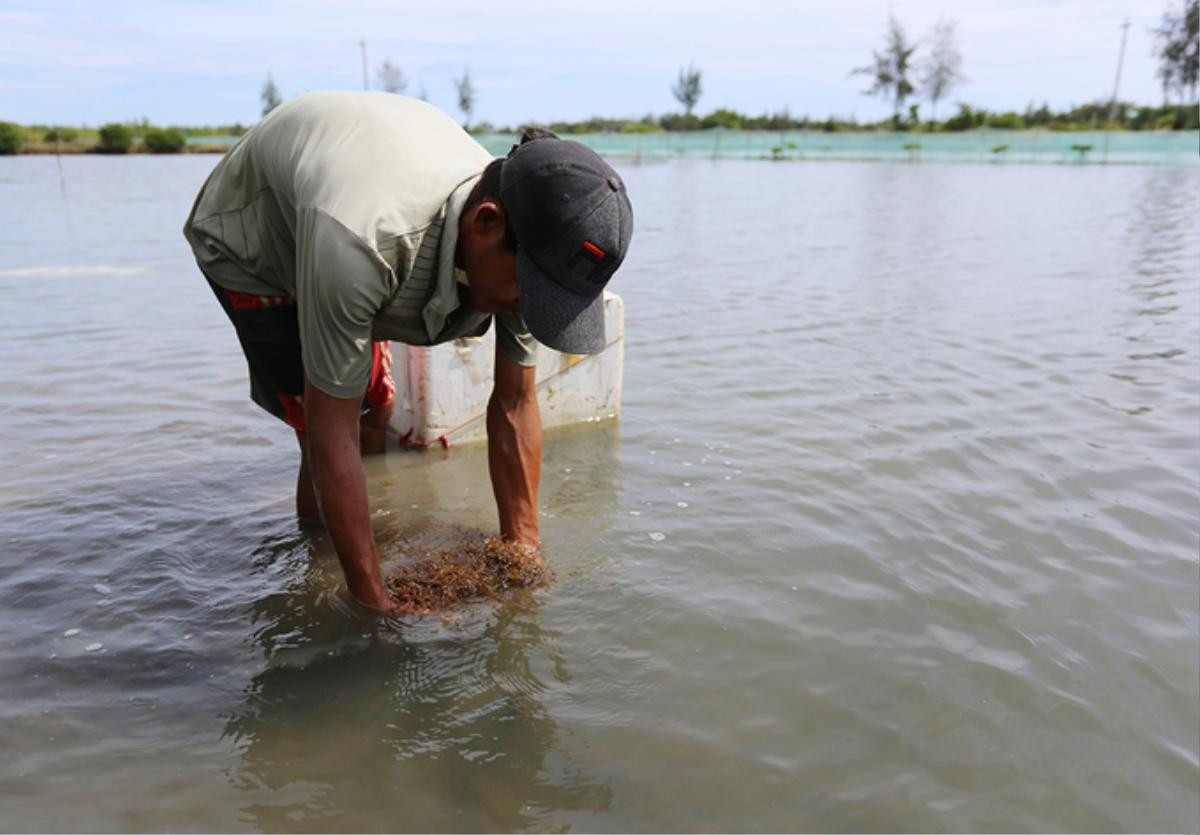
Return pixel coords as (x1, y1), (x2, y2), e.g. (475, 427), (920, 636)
(183, 91), (536, 398)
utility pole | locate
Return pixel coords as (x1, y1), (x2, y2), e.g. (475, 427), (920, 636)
(359, 40), (368, 91)
(1103, 19), (1130, 162)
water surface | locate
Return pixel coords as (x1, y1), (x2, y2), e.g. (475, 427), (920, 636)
(1, 154), (1197, 832)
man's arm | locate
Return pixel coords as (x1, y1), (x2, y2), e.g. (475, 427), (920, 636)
(303, 376), (391, 610)
(487, 351), (542, 548)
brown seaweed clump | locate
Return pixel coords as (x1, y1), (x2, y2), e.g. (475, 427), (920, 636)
(385, 536), (547, 614)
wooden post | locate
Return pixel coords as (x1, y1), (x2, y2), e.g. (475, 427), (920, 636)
(1103, 19), (1130, 162)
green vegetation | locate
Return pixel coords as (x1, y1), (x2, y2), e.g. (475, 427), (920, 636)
(4, 7), (1194, 160)
(261, 72), (281, 117)
(672, 62), (703, 116)
(852, 13), (965, 126)
(920, 18), (966, 122)
(97, 123), (132, 153)
(143, 127), (186, 153)
(376, 59), (407, 94)
(179, 123), (247, 138)
(43, 127), (78, 143)
(851, 14), (919, 126)
(0, 121), (22, 154)
(0, 120), (243, 154)
(1153, 0), (1199, 103)
(517, 99), (1198, 136)
(1, 99), (1193, 159)
(454, 68), (475, 130)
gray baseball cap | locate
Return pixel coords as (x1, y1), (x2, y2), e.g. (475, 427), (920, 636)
(499, 131), (633, 354)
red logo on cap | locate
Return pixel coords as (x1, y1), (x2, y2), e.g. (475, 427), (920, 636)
(582, 240), (605, 259)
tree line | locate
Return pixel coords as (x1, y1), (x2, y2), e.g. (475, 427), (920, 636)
(261, 61), (475, 127)
(336, 4), (1194, 135)
(531, 100), (1197, 135)
(2, 3), (1194, 155)
(638, 2), (1196, 134)
(0, 119), (237, 155)
(257, 3), (1200, 136)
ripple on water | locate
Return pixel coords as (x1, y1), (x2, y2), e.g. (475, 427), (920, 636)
(1, 157), (1198, 832)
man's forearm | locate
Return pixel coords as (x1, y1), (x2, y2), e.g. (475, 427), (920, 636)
(305, 380), (390, 610)
(487, 388), (542, 546)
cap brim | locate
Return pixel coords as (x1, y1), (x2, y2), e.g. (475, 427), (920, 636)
(516, 249), (606, 354)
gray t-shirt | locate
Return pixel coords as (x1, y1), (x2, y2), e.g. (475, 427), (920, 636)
(184, 91), (536, 398)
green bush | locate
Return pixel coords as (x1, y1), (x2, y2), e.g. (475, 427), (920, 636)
(986, 111), (1026, 129)
(45, 127), (80, 143)
(97, 123), (132, 154)
(620, 120), (660, 133)
(658, 112), (702, 131)
(0, 121), (21, 154)
(701, 108), (742, 130)
(943, 103), (987, 132)
(143, 127), (186, 153)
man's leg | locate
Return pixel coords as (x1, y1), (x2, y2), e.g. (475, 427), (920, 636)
(359, 340), (396, 455)
(203, 278), (316, 521)
(203, 277), (397, 517)
(295, 430), (321, 523)
(358, 401), (394, 454)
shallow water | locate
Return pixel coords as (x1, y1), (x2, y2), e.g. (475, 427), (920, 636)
(1, 154), (1198, 832)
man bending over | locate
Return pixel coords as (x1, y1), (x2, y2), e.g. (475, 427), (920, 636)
(184, 91), (632, 610)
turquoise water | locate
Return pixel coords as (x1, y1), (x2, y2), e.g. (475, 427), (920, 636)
(191, 129), (1199, 165)
(483, 129), (1200, 166)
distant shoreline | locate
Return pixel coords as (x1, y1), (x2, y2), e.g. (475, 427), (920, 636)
(14, 144), (230, 155)
(5, 129), (1195, 167)
(2, 98), (1197, 159)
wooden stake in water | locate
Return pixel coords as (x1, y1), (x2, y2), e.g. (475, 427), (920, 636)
(55, 136), (67, 199)
(1103, 19), (1130, 163)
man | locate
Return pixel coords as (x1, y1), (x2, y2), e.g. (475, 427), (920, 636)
(184, 91), (632, 611)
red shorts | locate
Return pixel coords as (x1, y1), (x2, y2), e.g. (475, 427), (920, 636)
(208, 280), (395, 433)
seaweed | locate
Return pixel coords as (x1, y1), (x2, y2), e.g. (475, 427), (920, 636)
(384, 535), (547, 614)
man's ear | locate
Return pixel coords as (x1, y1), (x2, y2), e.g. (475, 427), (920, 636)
(470, 200), (507, 240)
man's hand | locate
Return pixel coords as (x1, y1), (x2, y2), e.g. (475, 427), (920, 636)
(303, 376), (391, 611)
(486, 351), (542, 549)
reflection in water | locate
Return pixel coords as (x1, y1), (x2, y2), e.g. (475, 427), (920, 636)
(220, 424), (624, 831)
(1125, 168), (1193, 342)
(223, 598), (611, 832)
(1092, 167), (1199, 419)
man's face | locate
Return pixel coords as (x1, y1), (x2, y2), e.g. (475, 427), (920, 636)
(463, 241), (519, 315)
(458, 200), (519, 315)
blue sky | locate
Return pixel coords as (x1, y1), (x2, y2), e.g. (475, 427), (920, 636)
(0, 0), (1179, 127)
